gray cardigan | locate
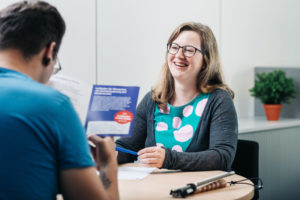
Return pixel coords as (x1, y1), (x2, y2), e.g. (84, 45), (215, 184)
(116, 89), (238, 171)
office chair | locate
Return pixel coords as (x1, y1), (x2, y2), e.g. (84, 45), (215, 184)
(231, 139), (260, 200)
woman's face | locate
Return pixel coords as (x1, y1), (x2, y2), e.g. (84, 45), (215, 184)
(167, 30), (203, 85)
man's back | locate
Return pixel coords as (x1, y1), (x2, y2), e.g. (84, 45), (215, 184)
(0, 67), (94, 200)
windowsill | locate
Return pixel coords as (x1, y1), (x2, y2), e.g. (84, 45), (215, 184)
(238, 116), (300, 134)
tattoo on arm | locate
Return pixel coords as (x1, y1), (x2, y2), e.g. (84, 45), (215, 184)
(100, 172), (111, 189)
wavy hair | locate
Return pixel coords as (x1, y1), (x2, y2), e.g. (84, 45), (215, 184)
(152, 22), (234, 109)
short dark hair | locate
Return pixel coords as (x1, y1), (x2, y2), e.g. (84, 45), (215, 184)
(0, 0), (66, 60)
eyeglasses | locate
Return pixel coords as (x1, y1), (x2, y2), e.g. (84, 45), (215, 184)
(52, 57), (62, 75)
(167, 43), (202, 57)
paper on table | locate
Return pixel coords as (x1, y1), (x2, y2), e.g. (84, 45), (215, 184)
(47, 74), (92, 124)
(95, 167), (156, 180)
(118, 167), (156, 180)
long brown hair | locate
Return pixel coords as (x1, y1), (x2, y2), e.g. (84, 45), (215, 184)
(152, 22), (234, 109)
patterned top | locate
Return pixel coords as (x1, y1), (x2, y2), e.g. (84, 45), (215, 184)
(116, 90), (238, 171)
(154, 93), (210, 152)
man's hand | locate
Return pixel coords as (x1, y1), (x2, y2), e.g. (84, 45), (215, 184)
(88, 135), (117, 171)
(138, 147), (166, 168)
(60, 136), (119, 200)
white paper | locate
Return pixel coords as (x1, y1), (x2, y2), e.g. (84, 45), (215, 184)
(118, 166), (156, 180)
(47, 74), (92, 124)
(95, 167), (156, 180)
(86, 120), (130, 135)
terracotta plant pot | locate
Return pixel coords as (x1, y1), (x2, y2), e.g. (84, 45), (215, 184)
(263, 104), (282, 121)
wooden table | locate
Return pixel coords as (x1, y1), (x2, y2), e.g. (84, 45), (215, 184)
(119, 167), (254, 200)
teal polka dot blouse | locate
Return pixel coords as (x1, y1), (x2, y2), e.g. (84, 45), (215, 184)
(154, 93), (210, 152)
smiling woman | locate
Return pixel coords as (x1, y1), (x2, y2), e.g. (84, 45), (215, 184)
(166, 31), (203, 92)
(116, 22), (238, 171)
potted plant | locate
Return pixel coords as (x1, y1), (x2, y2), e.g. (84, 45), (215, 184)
(249, 70), (297, 121)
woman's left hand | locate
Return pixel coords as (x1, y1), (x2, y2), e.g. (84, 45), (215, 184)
(138, 147), (166, 168)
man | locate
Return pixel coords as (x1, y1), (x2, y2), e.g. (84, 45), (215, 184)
(0, 1), (118, 199)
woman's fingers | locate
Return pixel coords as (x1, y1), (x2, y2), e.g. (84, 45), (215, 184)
(138, 146), (166, 168)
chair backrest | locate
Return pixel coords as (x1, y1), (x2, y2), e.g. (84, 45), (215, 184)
(231, 139), (259, 199)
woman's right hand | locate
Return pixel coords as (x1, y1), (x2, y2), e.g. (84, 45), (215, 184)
(138, 146), (166, 168)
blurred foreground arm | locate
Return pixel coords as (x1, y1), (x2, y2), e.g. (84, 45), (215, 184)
(60, 136), (119, 200)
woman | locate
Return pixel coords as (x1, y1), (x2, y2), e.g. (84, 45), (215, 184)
(116, 22), (237, 171)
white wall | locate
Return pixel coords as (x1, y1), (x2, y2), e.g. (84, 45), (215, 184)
(1, 0), (300, 117)
(222, 0), (300, 117)
(0, 0), (97, 84)
(97, 0), (220, 101)
(53, 0), (97, 85)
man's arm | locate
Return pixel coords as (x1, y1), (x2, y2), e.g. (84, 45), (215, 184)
(60, 136), (119, 200)
(60, 167), (117, 200)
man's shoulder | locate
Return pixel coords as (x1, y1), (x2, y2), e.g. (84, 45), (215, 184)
(7, 77), (71, 112)
(25, 79), (69, 104)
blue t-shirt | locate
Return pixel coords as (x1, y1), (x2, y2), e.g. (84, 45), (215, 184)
(0, 67), (95, 200)
(154, 94), (210, 152)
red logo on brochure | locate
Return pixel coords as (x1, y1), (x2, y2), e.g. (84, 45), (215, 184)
(114, 111), (133, 124)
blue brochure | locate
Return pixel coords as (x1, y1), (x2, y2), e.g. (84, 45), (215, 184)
(85, 85), (139, 137)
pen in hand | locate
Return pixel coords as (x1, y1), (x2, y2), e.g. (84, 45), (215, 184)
(115, 146), (138, 156)
(89, 141), (138, 156)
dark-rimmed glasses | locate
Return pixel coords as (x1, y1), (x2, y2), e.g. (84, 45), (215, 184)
(167, 43), (202, 57)
(52, 57), (62, 75)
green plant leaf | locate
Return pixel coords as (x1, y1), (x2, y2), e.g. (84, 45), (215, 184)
(249, 70), (297, 104)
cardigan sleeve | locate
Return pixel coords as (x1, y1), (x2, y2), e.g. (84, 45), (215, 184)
(162, 90), (238, 171)
(116, 92), (151, 164)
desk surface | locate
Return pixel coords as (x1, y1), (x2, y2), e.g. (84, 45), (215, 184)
(119, 167), (254, 200)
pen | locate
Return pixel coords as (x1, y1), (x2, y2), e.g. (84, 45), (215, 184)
(88, 141), (138, 156)
(115, 146), (138, 156)
(88, 141), (96, 148)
